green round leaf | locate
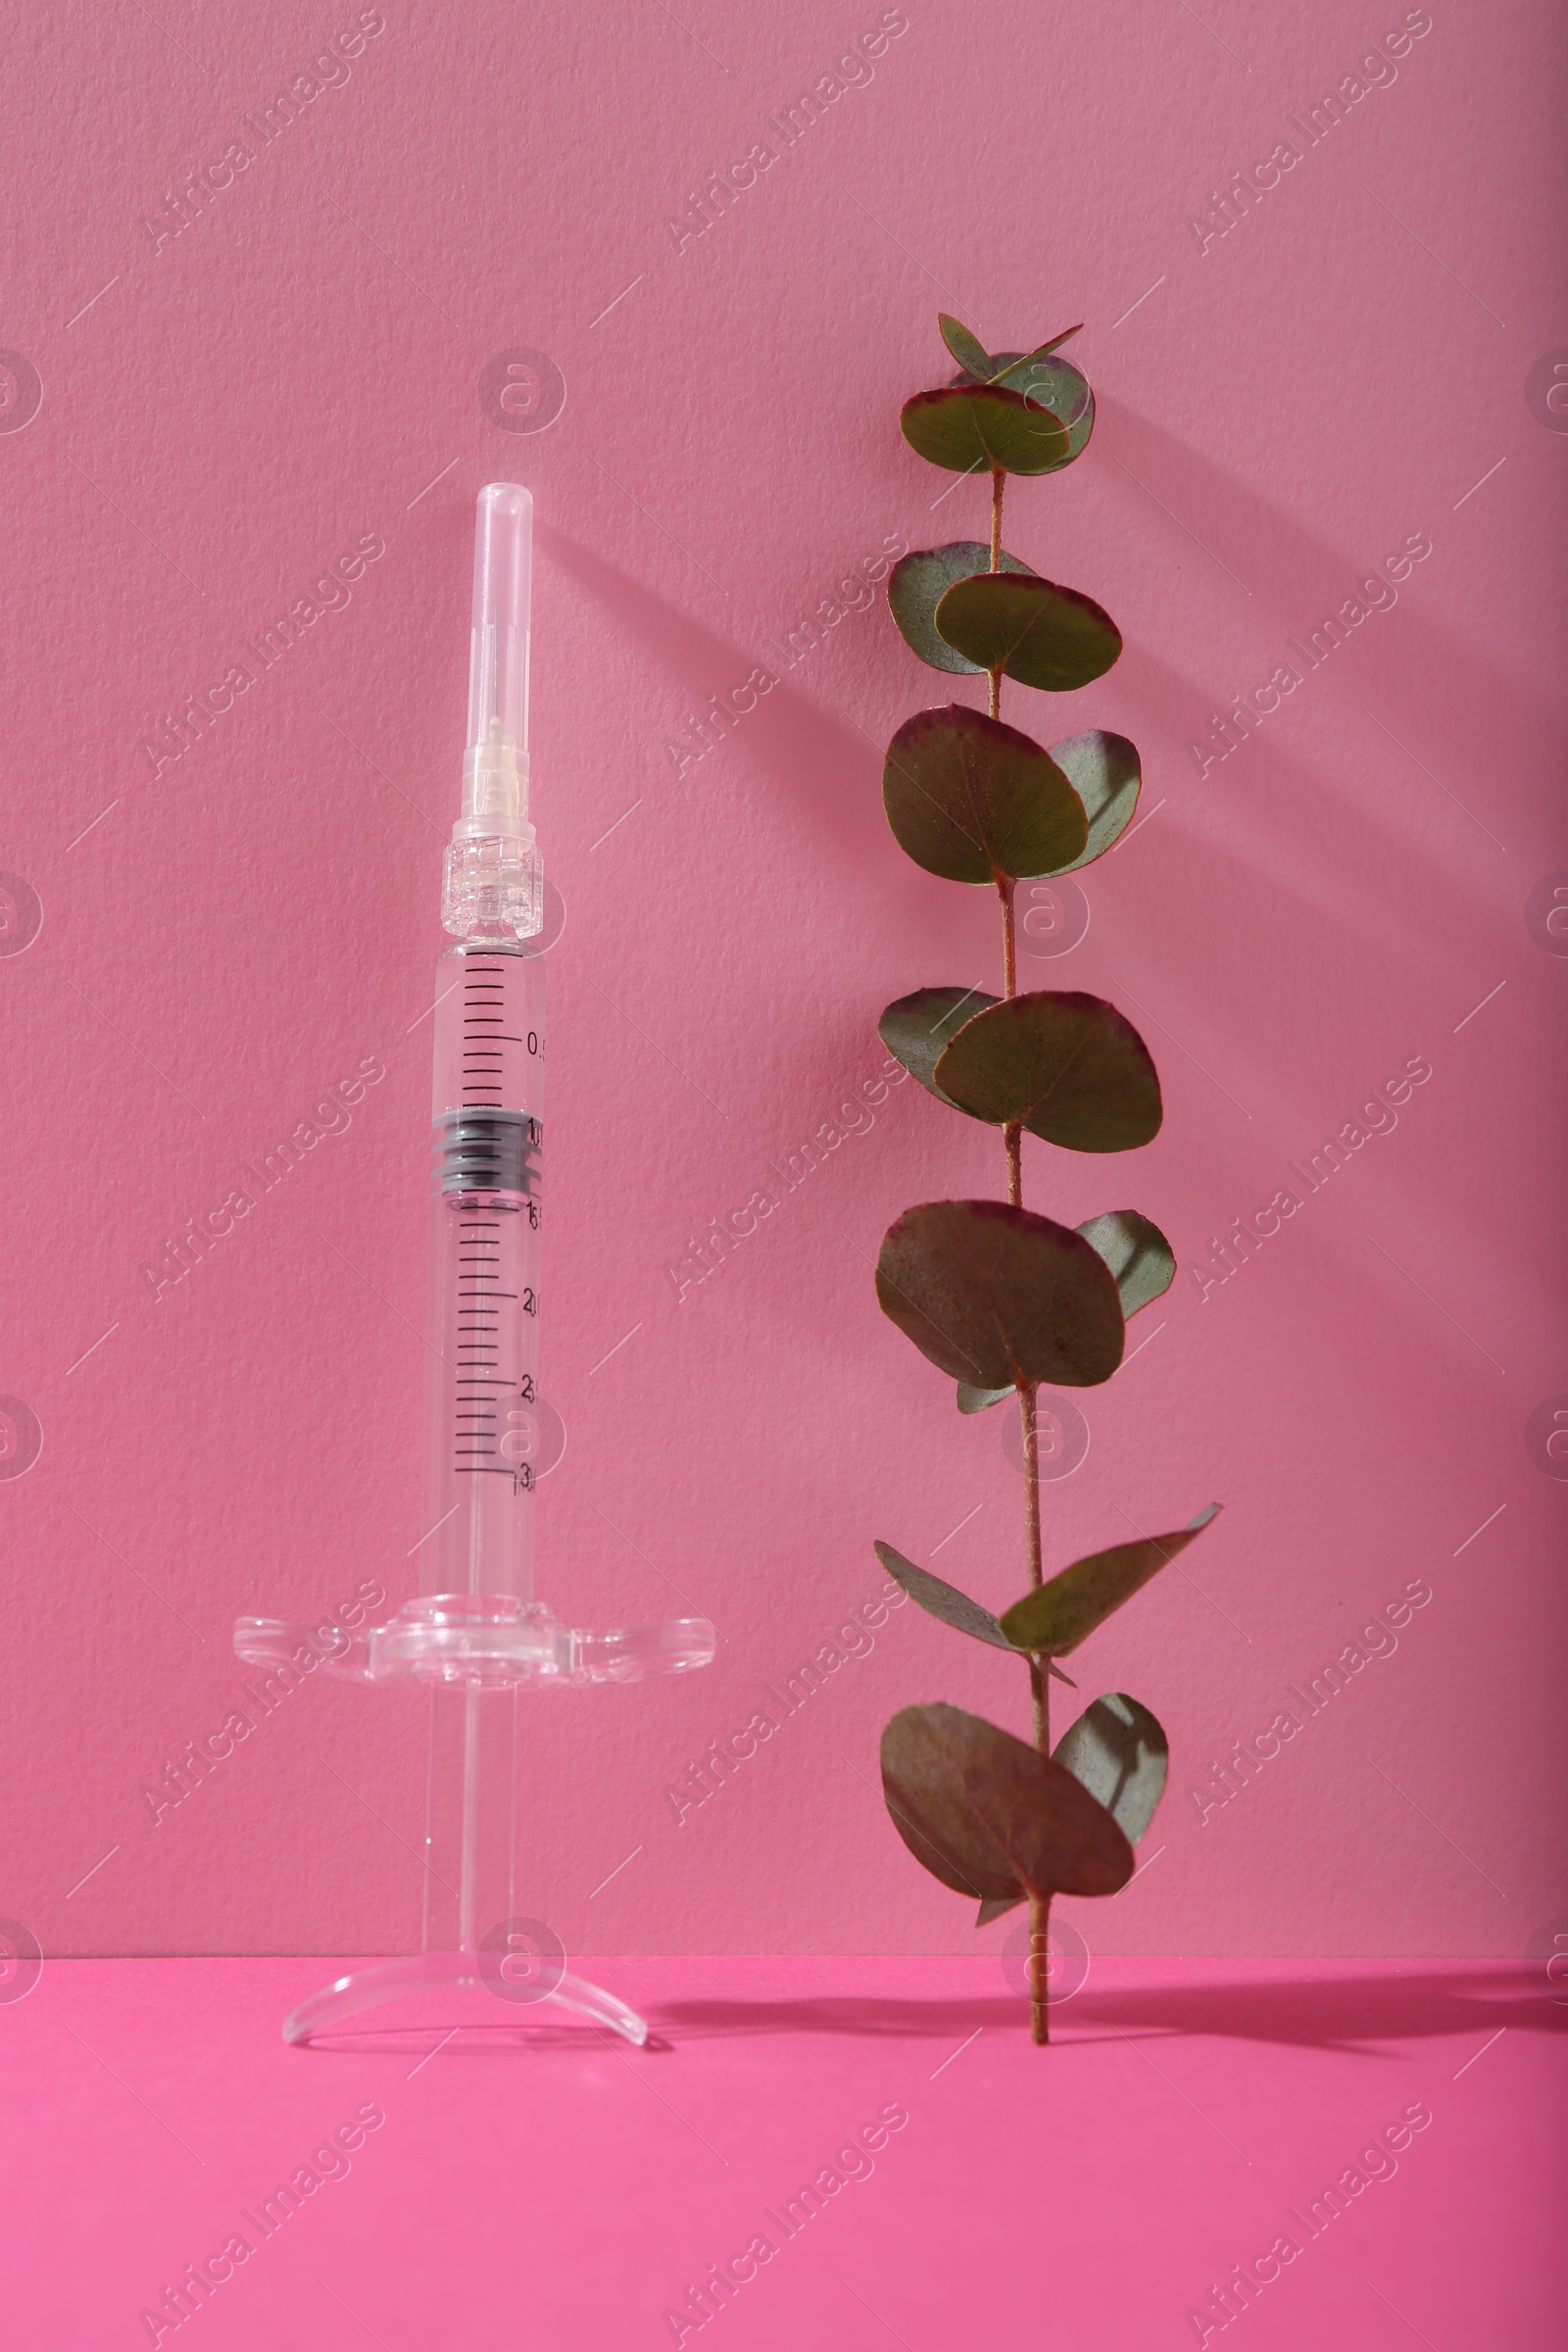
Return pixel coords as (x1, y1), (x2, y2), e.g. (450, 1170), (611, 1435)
(876, 1200), (1125, 1390)
(888, 543), (1037, 675)
(934, 993), (1163, 1152)
(1054, 1693), (1168, 1844)
(1049, 731), (1141, 871)
(880, 1702), (1134, 1903)
(977, 351), (1094, 467)
(879, 986), (999, 1103)
(883, 706), (1089, 885)
(1076, 1210), (1176, 1316)
(938, 313), (992, 378)
(934, 573), (1122, 692)
(1001, 1504), (1221, 1656)
(901, 384), (1071, 478)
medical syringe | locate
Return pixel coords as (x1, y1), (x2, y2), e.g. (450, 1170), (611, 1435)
(235, 485), (712, 2047)
(422, 480), (545, 1605)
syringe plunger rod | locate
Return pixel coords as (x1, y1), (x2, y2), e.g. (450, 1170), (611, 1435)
(443, 483), (541, 937)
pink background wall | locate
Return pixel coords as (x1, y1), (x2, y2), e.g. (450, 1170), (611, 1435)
(3, 0), (1562, 1960)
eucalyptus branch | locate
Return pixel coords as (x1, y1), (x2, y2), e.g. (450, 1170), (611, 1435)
(871, 312), (1218, 2054)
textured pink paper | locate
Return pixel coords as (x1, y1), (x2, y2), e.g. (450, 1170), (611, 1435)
(3, 1957), (1562, 2348)
(0, 0), (1562, 1961)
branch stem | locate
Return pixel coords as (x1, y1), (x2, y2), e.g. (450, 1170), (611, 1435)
(988, 466), (1004, 719)
(1024, 1383), (1048, 2050)
(1000, 877), (1017, 1000)
(992, 449), (1051, 2044)
(1000, 879), (1021, 1200)
(1021, 1381), (1049, 2042)
(1029, 1891), (1053, 2045)
(1004, 1122), (1022, 1207)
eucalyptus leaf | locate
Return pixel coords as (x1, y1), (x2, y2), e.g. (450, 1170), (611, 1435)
(1054, 1693), (1168, 1844)
(984, 329), (1084, 381)
(901, 385), (1071, 478)
(938, 313), (992, 378)
(976, 1891), (1025, 1926)
(874, 1540), (1014, 1651)
(883, 706), (1088, 886)
(878, 1705), (1020, 1901)
(879, 986), (998, 1103)
(1049, 731), (1142, 872)
(934, 573), (1122, 692)
(999, 1504), (1222, 1656)
(940, 323), (1080, 395)
(981, 351), (1094, 466)
(875, 1200), (1125, 1391)
(888, 542), (1037, 675)
(933, 992), (1163, 1152)
(1076, 1210), (1176, 1317)
(956, 1381), (1012, 1413)
(881, 1702), (1134, 1904)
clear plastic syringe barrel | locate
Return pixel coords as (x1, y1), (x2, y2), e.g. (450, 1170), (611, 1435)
(420, 937), (545, 1600)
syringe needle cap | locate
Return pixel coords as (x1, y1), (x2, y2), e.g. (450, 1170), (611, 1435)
(466, 482), (532, 770)
(445, 483), (543, 939)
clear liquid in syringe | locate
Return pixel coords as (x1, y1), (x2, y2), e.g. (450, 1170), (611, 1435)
(422, 939), (545, 1600)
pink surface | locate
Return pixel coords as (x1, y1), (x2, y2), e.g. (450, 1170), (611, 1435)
(1, 1956), (1562, 2348)
(2, 0), (1565, 1960)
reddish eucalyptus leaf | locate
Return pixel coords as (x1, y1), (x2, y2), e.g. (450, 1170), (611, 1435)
(901, 384), (1071, 478)
(976, 1892), (1024, 1926)
(888, 542), (1037, 675)
(978, 349), (1093, 466)
(883, 706), (1088, 885)
(881, 1703), (1134, 1903)
(934, 572), (1122, 692)
(934, 992), (1163, 1152)
(875, 1200), (1125, 1391)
